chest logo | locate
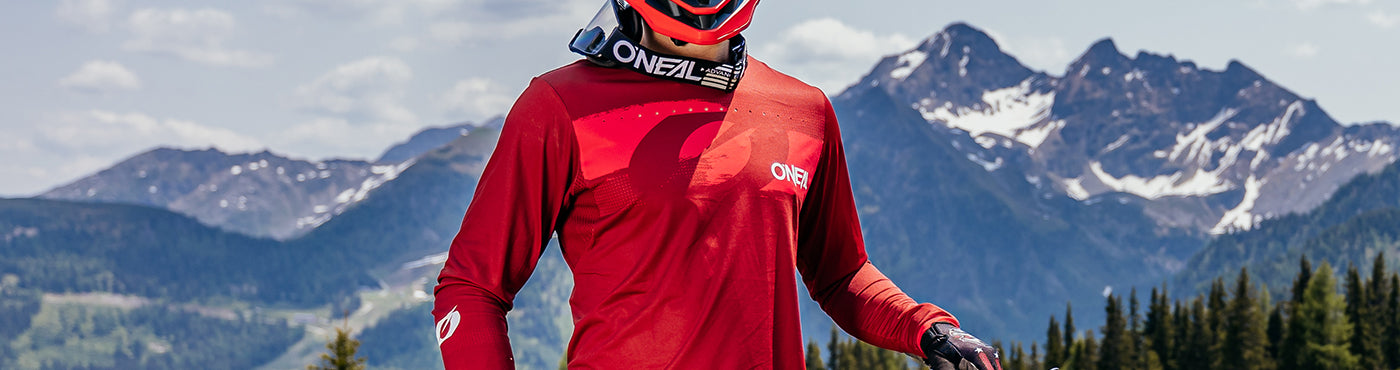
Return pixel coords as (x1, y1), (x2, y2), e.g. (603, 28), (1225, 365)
(770, 162), (811, 190)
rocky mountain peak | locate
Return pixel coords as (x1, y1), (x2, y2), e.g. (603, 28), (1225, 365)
(855, 23), (1038, 115)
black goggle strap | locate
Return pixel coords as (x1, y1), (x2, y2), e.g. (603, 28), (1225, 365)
(591, 30), (747, 92)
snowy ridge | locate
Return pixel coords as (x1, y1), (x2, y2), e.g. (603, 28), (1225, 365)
(1088, 162), (1233, 200)
(916, 79), (1058, 150)
(295, 159), (416, 230)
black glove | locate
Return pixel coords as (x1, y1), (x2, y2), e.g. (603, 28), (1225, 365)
(921, 322), (1002, 370)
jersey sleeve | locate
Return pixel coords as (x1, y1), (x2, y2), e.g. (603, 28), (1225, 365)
(432, 78), (577, 369)
(795, 98), (959, 356)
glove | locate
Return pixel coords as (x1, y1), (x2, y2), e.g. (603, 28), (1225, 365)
(921, 322), (1002, 370)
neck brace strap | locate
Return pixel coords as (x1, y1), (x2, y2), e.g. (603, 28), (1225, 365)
(588, 30), (747, 92)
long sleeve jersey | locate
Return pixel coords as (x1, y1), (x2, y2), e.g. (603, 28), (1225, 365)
(432, 57), (957, 369)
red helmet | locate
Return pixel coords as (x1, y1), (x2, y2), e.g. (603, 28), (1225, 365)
(623, 0), (759, 45)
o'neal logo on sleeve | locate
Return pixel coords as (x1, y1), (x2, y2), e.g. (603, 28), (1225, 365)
(436, 306), (461, 347)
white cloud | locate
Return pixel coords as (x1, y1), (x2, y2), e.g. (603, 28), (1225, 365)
(0, 110), (266, 196)
(58, 60), (142, 93)
(1369, 10), (1398, 28)
(271, 118), (421, 160)
(285, 57), (423, 159)
(758, 18), (916, 93)
(295, 56), (417, 124)
(1288, 42), (1320, 58)
(439, 78), (514, 121)
(285, 0), (468, 25)
(56, 0), (116, 33)
(40, 110), (263, 155)
(998, 36), (1073, 73)
(1291, 0), (1373, 10)
(389, 37), (422, 52)
(122, 8), (274, 67)
(284, 0), (592, 45)
(429, 21), (478, 44)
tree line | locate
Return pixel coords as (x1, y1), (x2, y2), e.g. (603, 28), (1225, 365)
(798, 253), (1399, 370)
(1013, 254), (1399, 370)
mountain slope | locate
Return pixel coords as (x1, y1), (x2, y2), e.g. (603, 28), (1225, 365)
(1176, 160), (1400, 296)
(38, 149), (407, 240)
(830, 68), (1200, 343)
(375, 117), (502, 163)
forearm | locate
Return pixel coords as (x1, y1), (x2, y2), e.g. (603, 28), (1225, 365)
(815, 262), (958, 355)
(433, 280), (516, 369)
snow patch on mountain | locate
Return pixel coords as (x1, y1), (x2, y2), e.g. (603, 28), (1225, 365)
(1063, 177), (1091, 200)
(1212, 176), (1263, 234)
(1242, 102), (1301, 152)
(1169, 109), (1237, 164)
(1089, 162), (1233, 199)
(890, 50), (927, 80)
(296, 159), (417, 231)
(967, 154), (1004, 172)
(916, 80), (1057, 149)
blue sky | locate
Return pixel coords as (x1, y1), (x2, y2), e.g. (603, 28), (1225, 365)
(2, 0), (1397, 196)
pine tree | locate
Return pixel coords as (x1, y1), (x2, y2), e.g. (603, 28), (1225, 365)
(308, 327), (367, 370)
(1046, 315), (1064, 368)
(1031, 342), (1042, 370)
(1280, 257), (1314, 370)
(1223, 267), (1272, 370)
(1205, 278), (1227, 369)
(1065, 303), (1077, 363)
(1386, 273), (1400, 370)
(828, 326), (842, 370)
(1079, 330), (1100, 370)
(1345, 263), (1384, 370)
(1387, 274), (1400, 370)
(1257, 284), (1278, 369)
(1144, 286), (1174, 370)
(1266, 302), (1285, 364)
(1297, 262), (1359, 370)
(1170, 301), (1190, 370)
(1365, 253), (1389, 369)
(807, 340), (826, 370)
(1291, 256), (1313, 307)
(1099, 294), (1130, 370)
(1178, 298), (1212, 370)
(1008, 342), (1025, 370)
(1128, 289), (1143, 370)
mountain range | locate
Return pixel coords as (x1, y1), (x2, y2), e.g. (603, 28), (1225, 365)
(860, 24), (1399, 236)
(4, 22), (1398, 369)
(38, 121), (484, 240)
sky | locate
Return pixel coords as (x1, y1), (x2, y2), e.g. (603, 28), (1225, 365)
(2, 0), (1398, 196)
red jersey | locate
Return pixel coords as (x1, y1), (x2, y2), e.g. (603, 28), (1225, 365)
(432, 57), (957, 369)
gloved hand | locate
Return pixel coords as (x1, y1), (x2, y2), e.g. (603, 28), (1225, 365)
(921, 322), (1002, 370)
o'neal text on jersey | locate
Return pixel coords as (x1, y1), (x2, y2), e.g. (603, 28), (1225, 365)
(771, 162), (811, 190)
(612, 39), (706, 82)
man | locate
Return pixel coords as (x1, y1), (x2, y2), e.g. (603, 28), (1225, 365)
(432, 0), (1002, 368)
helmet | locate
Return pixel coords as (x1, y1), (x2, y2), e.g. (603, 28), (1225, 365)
(622, 0), (759, 45)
